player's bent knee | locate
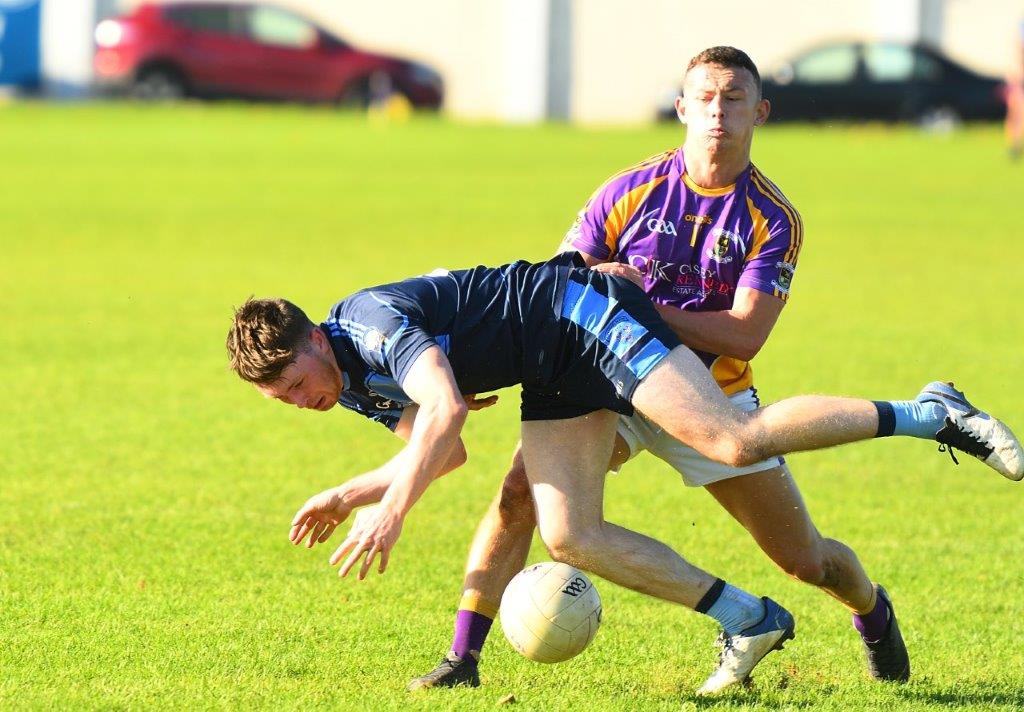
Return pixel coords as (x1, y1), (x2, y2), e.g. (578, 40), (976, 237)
(711, 433), (766, 468)
(541, 528), (601, 568)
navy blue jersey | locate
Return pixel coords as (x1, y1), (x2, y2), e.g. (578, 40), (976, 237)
(323, 252), (681, 428)
(322, 254), (574, 429)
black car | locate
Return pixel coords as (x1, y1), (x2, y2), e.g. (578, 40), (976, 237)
(659, 41), (1005, 124)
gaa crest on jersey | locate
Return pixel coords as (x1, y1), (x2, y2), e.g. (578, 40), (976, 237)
(363, 329), (386, 352)
(706, 228), (741, 263)
(772, 261), (796, 294)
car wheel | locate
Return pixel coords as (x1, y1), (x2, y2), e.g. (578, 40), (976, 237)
(337, 72), (395, 110)
(133, 68), (186, 102)
(337, 78), (372, 109)
(918, 105), (961, 131)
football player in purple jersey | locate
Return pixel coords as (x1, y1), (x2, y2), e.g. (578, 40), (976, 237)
(400, 46), (913, 692)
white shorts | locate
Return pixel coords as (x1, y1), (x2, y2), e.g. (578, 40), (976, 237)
(616, 387), (785, 487)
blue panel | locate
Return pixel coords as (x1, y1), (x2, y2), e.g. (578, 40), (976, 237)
(0, 2), (42, 87)
(561, 283), (616, 334)
(560, 280), (585, 319)
(624, 337), (670, 380)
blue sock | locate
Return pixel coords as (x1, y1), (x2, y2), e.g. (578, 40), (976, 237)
(873, 400), (945, 439)
(695, 579), (765, 635)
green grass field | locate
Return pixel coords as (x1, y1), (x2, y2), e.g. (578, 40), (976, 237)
(2, 103), (1023, 711)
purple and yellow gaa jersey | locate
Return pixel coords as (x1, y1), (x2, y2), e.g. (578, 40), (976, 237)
(563, 147), (803, 395)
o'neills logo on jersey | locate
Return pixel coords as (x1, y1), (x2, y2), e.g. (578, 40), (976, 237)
(706, 228), (745, 264)
(605, 320), (638, 351)
(684, 214), (713, 225)
(646, 218), (677, 236)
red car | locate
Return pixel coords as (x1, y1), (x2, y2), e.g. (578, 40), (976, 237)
(94, 2), (443, 108)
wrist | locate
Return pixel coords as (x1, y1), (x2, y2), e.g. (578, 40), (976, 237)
(337, 484), (357, 510)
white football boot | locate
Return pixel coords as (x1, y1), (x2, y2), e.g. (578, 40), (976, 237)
(696, 597), (795, 696)
(917, 381), (1024, 481)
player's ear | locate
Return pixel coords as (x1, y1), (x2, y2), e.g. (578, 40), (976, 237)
(310, 325), (327, 351)
(675, 95), (686, 125)
(754, 98), (770, 126)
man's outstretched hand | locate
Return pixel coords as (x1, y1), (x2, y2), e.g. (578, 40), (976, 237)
(329, 504), (405, 580)
(290, 487), (352, 548)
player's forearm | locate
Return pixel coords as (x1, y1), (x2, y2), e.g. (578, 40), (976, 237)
(654, 304), (766, 361)
(337, 468), (393, 510)
(380, 401), (468, 516)
(338, 438), (468, 510)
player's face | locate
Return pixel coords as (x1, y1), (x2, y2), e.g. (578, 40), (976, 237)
(676, 64), (769, 153)
(255, 329), (343, 411)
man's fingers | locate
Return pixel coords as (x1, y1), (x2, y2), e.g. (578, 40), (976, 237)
(291, 519), (313, 545)
(358, 543), (380, 580)
(330, 536), (357, 566)
(318, 523), (337, 543)
(378, 548), (390, 574)
(291, 505), (315, 527)
(339, 540), (369, 578)
(306, 521), (325, 549)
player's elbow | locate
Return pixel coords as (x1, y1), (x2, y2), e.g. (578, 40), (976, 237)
(730, 334), (767, 362)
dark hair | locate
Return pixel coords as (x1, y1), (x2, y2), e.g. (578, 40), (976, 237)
(686, 46), (761, 97)
(226, 297), (316, 384)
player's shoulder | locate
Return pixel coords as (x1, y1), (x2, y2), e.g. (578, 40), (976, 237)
(746, 164), (803, 229)
(590, 147), (679, 202)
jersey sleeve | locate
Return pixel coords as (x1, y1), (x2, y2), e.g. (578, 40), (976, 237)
(561, 173), (653, 261)
(737, 205), (803, 302)
(381, 321), (438, 387)
(353, 295), (439, 388)
(562, 187), (616, 260)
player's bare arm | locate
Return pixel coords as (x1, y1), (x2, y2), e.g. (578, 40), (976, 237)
(289, 407), (469, 548)
(328, 346), (469, 579)
(583, 255), (783, 362)
(290, 394), (497, 549)
(652, 287), (784, 361)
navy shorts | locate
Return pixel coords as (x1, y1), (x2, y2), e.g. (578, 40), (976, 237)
(520, 267), (682, 421)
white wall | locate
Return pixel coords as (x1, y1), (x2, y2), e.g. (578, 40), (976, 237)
(41, 0), (97, 95)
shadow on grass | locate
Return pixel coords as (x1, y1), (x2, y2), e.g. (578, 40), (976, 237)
(679, 680), (1024, 710)
(895, 682), (1024, 708)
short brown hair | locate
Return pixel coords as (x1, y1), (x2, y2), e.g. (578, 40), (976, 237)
(686, 46), (761, 97)
(227, 297), (316, 384)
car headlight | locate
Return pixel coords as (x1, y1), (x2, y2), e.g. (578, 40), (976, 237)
(94, 20), (124, 48)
